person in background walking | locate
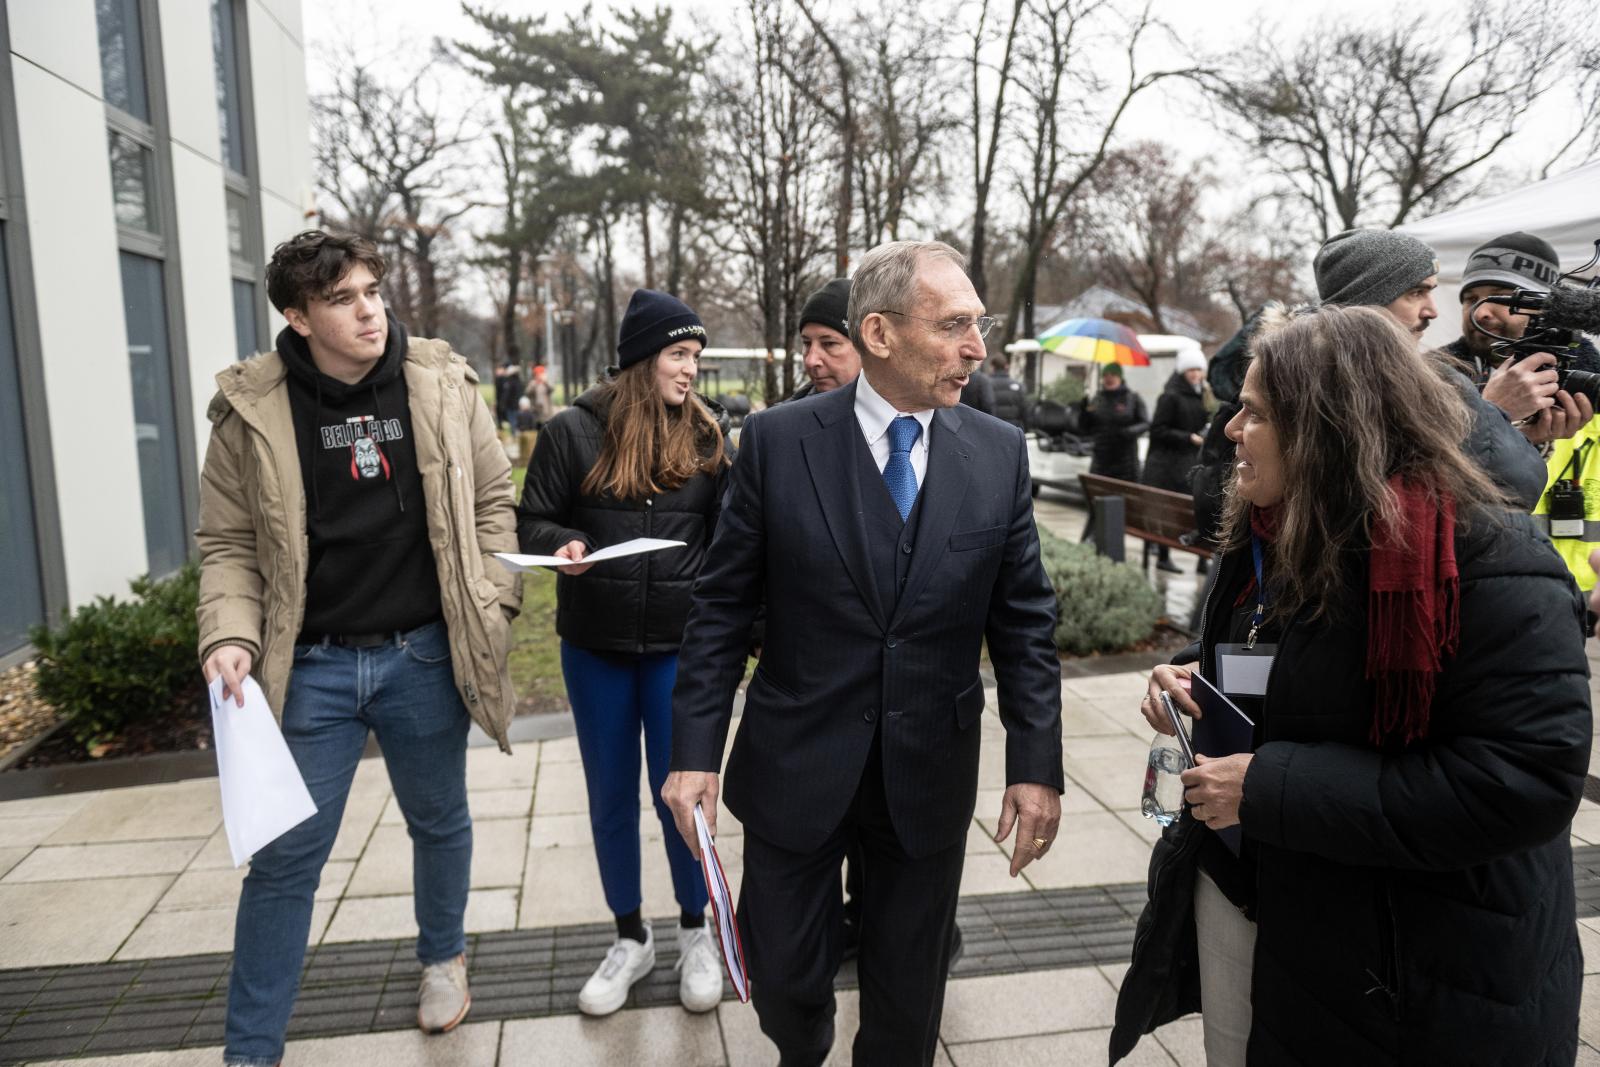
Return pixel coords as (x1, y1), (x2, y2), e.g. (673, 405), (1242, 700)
(988, 353), (1030, 431)
(1143, 349), (1210, 573)
(960, 359), (995, 414)
(1080, 364), (1149, 482)
(513, 396), (539, 469)
(525, 363), (555, 427)
(514, 289), (731, 1018)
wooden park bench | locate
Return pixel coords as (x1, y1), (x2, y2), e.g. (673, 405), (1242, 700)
(1076, 473), (1212, 569)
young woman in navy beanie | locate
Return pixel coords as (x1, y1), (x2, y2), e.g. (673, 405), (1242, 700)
(515, 289), (730, 1016)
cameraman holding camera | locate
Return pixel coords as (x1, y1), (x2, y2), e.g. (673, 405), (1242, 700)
(1442, 232), (1600, 595)
(1443, 232), (1598, 444)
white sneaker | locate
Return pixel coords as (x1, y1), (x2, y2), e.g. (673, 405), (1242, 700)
(675, 925), (723, 1012)
(417, 953), (470, 1033)
(577, 923), (655, 1016)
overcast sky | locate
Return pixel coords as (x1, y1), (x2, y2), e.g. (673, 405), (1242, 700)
(302, 0), (1472, 163)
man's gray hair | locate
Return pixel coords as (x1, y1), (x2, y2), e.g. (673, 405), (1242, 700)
(847, 241), (968, 352)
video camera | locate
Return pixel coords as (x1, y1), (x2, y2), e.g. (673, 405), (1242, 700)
(1471, 239), (1600, 405)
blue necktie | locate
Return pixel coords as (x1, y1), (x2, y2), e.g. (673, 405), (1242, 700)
(883, 417), (922, 522)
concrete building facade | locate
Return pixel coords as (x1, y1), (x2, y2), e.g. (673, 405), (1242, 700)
(1, 0), (310, 664)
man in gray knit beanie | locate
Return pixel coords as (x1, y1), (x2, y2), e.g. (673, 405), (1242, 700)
(1309, 227), (1548, 508)
(1314, 228), (1442, 342)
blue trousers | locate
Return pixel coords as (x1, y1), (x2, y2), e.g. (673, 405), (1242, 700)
(561, 642), (708, 920)
(223, 621), (472, 1066)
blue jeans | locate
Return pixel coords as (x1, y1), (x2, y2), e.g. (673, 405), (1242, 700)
(223, 620), (472, 1066)
(561, 643), (709, 920)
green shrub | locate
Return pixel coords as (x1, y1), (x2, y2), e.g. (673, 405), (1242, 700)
(1036, 526), (1162, 654)
(1039, 372), (1086, 408)
(29, 562), (201, 748)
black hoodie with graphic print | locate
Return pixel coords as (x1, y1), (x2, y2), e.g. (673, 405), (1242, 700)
(279, 312), (442, 641)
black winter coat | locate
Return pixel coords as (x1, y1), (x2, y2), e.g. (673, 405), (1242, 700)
(1079, 383), (1149, 481)
(515, 386), (731, 655)
(1141, 373), (1208, 493)
(989, 371), (1030, 430)
(1112, 510), (1591, 1065)
(960, 370), (995, 414)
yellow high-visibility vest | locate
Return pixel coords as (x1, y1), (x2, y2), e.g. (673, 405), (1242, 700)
(1532, 417), (1600, 591)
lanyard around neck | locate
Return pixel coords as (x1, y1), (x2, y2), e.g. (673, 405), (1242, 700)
(1248, 535), (1267, 649)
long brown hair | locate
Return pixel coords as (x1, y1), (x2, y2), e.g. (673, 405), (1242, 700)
(1217, 304), (1506, 619)
(581, 355), (729, 500)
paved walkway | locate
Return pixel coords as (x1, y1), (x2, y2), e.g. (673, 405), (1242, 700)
(4, 495), (1600, 1064)
(7, 664), (1600, 1063)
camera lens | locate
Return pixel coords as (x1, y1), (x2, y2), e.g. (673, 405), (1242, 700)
(1560, 368), (1600, 407)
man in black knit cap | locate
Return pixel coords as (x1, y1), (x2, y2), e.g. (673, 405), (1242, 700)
(791, 277), (862, 400)
(1443, 231), (1594, 444)
(196, 230), (521, 1067)
(1313, 228), (1547, 508)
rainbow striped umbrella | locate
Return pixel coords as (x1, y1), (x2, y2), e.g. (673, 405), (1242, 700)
(1036, 318), (1151, 366)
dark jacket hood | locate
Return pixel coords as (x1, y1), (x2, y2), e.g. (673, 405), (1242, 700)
(278, 311), (410, 399)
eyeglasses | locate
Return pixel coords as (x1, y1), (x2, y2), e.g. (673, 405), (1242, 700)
(876, 309), (998, 340)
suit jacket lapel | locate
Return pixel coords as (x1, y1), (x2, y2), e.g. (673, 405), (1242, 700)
(892, 406), (972, 627)
(800, 382), (888, 631)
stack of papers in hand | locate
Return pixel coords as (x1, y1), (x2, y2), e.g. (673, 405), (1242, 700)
(494, 538), (687, 571)
(694, 803), (750, 1003)
(208, 676), (317, 867)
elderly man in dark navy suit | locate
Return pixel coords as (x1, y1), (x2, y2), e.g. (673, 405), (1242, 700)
(663, 240), (1064, 1066)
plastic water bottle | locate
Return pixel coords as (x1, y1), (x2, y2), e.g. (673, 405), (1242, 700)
(1141, 734), (1188, 826)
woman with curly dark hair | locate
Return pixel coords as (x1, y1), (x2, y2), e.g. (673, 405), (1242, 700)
(1113, 304), (1589, 1066)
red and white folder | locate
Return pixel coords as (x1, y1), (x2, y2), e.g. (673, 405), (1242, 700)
(694, 803), (750, 1002)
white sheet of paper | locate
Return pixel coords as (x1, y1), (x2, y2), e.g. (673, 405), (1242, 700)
(695, 803), (750, 1002)
(209, 676), (318, 868)
(493, 538), (687, 572)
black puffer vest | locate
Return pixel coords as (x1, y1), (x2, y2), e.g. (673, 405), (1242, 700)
(515, 386), (731, 654)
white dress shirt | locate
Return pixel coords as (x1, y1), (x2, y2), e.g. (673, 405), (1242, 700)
(855, 371), (934, 487)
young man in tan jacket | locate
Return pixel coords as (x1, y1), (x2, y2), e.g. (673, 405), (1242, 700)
(196, 231), (521, 1067)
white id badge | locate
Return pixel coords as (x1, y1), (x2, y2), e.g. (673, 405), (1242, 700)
(1214, 642), (1276, 697)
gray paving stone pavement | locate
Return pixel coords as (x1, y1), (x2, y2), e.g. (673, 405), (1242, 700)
(3, 487), (1600, 1063)
(0, 882), (1156, 1063)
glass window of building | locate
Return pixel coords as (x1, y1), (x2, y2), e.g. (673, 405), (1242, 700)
(0, 232), (44, 654)
(96, 0), (148, 122)
(107, 128), (156, 232)
(214, 0), (262, 360)
(211, 0), (245, 175)
(231, 278), (256, 363)
(97, 0), (192, 575)
(120, 252), (186, 576)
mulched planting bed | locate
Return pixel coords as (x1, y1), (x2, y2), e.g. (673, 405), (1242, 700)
(12, 688), (211, 770)
(0, 661), (60, 766)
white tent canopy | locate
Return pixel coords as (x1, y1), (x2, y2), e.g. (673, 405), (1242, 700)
(1397, 161), (1600, 347)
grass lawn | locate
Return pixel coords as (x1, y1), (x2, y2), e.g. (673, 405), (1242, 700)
(505, 464), (567, 714)
(500, 462), (759, 714)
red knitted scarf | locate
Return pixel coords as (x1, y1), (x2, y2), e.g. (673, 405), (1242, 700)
(1250, 477), (1458, 745)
